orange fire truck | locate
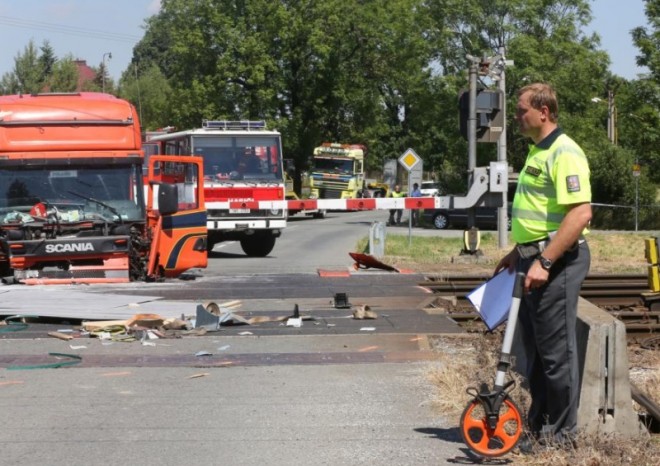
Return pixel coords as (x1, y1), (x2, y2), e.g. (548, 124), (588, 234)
(0, 92), (207, 284)
(146, 121), (286, 257)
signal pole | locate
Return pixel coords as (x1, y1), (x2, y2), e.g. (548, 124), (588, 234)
(496, 46), (510, 249)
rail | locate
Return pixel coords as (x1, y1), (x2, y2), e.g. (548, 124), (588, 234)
(422, 273), (660, 335)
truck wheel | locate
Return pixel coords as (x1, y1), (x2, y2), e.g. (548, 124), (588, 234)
(240, 234), (276, 257)
(206, 239), (217, 252)
(313, 210), (326, 219)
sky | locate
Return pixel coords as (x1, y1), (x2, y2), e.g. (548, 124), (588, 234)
(0, 0), (651, 84)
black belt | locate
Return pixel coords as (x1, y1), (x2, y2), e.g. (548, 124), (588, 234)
(516, 235), (585, 260)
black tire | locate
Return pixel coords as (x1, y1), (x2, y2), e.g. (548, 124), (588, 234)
(313, 209), (326, 219)
(240, 234), (276, 257)
(433, 212), (449, 230)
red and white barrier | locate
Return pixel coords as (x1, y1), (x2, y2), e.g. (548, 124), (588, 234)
(218, 197), (440, 211)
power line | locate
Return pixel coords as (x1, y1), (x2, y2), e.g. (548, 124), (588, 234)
(0, 15), (142, 44)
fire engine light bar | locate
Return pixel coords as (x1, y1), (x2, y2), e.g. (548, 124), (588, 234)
(202, 120), (266, 130)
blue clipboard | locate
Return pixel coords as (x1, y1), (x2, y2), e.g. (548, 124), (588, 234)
(466, 269), (516, 331)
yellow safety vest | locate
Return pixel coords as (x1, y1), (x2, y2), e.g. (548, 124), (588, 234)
(512, 131), (591, 244)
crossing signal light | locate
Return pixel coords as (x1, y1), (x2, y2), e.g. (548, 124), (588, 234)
(459, 89), (504, 143)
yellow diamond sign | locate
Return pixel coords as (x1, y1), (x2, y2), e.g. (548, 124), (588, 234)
(398, 148), (421, 171)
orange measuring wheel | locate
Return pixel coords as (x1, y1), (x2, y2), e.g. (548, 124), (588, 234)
(460, 395), (523, 457)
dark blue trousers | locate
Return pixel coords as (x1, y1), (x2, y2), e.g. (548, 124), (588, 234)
(517, 241), (590, 440)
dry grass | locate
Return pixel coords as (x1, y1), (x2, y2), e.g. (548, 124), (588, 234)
(371, 231), (653, 276)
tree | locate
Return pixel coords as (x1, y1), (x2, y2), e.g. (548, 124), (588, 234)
(424, 0), (611, 189)
(39, 40), (57, 85)
(10, 40), (42, 94)
(0, 40), (83, 94)
(49, 56), (80, 93)
(632, 0), (660, 81)
(119, 63), (173, 130)
(130, 0), (437, 176)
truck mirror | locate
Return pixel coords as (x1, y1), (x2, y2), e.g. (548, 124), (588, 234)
(158, 183), (179, 215)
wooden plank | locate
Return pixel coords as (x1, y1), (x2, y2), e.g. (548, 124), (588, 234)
(47, 331), (74, 341)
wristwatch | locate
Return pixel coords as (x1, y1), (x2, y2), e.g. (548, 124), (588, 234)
(538, 255), (553, 271)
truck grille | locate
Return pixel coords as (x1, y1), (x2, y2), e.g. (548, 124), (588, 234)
(319, 188), (343, 199)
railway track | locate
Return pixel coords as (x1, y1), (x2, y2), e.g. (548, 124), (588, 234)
(422, 273), (660, 334)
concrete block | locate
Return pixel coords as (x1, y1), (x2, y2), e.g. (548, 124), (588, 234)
(575, 298), (647, 437)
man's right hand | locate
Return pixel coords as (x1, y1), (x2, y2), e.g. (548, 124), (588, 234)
(494, 248), (520, 275)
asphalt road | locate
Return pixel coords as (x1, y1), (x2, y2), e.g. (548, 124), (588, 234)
(207, 209), (464, 275)
(0, 211), (483, 465)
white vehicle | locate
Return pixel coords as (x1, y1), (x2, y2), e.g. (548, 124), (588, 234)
(146, 120), (286, 257)
(420, 181), (441, 197)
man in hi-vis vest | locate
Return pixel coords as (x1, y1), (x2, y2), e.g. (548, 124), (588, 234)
(495, 82), (592, 454)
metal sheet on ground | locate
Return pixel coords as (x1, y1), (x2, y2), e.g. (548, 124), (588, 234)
(0, 288), (193, 320)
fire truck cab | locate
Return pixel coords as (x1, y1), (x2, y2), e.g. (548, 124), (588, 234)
(146, 121), (286, 257)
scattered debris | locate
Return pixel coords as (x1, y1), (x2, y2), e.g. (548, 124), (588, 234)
(194, 302), (313, 330)
(286, 317), (302, 327)
(7, 352), (82, 370)
(48, 331), (74, 341)
(126, 314), (164, 328)
(334, 293), (351, 309)
(187, 372), (210, 379)
(349, 252), (399, 272)
(0, 315), (34, 333)
(352, 305), (378, 320)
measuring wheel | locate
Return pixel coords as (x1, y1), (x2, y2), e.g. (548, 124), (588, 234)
(460, 394), (523, 457)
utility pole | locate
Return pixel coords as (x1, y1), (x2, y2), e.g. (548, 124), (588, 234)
(607, 90), (617, 145)
(102, 52), (112, 93)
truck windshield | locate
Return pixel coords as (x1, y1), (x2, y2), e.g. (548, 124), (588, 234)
(0, 165), (145, 223)
(192, 135), (283, 182)
(312, 157), (354, 174)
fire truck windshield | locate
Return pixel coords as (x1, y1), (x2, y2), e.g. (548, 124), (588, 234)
(0, 165), (145, 223)
(192, 135), (283, 182)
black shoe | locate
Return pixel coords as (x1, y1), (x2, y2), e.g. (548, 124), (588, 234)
(517, 437), (535, 455)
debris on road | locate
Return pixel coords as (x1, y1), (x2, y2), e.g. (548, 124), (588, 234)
(353, 305), (377, 320)
(48, 331), (74, 341)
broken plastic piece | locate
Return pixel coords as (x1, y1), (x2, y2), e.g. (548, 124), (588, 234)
(334, 293), (351, 309)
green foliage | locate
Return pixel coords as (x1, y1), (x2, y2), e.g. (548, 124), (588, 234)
(7, 40), (42, 94)
(119, 64), (173, 131)
(0, 40), (85, 94)
(632, 0), (660, 81)
(48, 56), (79, 92)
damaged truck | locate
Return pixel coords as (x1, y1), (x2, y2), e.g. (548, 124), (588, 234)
(0, 92), (207, 285)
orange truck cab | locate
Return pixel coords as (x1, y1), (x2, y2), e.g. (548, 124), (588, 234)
(0, 92), (207, 284)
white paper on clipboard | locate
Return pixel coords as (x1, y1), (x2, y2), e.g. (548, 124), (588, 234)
(466, 268), (516, 331)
